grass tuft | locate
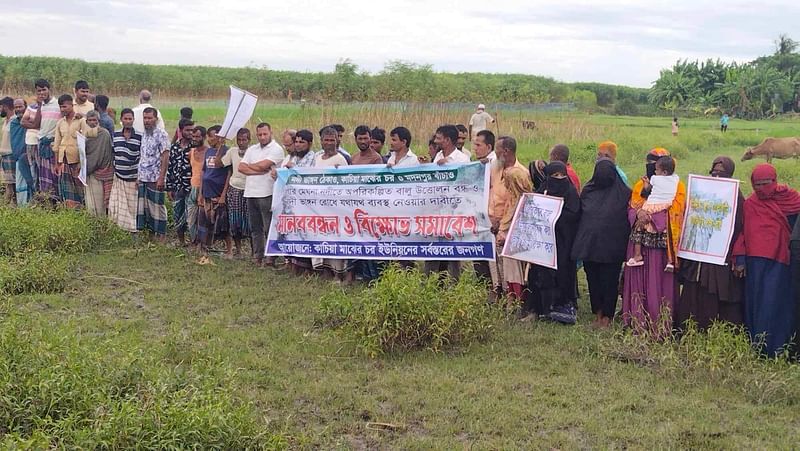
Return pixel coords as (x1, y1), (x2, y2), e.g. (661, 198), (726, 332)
(318, 265), (504, 357)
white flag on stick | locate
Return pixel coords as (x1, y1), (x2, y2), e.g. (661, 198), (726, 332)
(76, 132), (88, 186)
(219, 85), (258, 140)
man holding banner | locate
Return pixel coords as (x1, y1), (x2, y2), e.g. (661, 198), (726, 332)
(423, 125), (473, 279)
(265, 145), (495, 279)
(489, 136), (529, 298)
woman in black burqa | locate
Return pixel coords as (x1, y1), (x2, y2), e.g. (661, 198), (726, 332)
(676, 156), (745, 329)
(523, 161), (581, 323)
(571, 158), (632, 327)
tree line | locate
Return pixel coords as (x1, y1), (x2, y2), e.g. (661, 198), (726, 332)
(650, 34), (800, 118)
(0, 55), (646, 108)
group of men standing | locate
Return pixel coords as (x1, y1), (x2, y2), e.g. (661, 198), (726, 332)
(3, 84), (543, 292)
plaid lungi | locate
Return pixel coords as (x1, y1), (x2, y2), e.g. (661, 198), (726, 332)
(0, 154), (15, 184)
(25, 145), (38, 192)
(109, 177), (139, 232)
(15, 158), (33, 206)
(136, 183), (168, 236)
(37, 138), (58, 199)
(186, 186), (200, 243)
(58, 163), (84, 208)
(38, 156), (59, 198)
(197, 202), (230, 245)
(226, 186), (250, 239)
(172, 190), (189, 234)
(85, 166), (114, 216)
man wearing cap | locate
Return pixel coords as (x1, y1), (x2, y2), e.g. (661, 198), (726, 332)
(469, 104), (495, 141)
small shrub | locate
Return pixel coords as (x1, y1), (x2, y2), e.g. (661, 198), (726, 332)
(0, 253), (68, 295)
(317, 265), (504, 357)
(0, 306), (285, 449)
(0, 207), (131, 257)
(0, 207), (131, 295)
(603, 319), (800, 405)
(613, 98), (639, 116)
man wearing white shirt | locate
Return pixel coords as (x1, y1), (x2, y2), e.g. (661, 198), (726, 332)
(468, 103), (495, 140)
(433, 124), (470, 165)
(473, 130), (497, 164)
(471, 129), (498, 295)
(238, 122), (285, 266)
(386, 127), (418, 168)
(132, 90), (166, 134)
(425, 124), (468, 280)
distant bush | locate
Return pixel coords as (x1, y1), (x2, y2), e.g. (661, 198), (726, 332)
(613, 98), (639, 116)
(318, 265), (504, 357)
(0, 307), (285, 449)
(603, 319), (800, 405)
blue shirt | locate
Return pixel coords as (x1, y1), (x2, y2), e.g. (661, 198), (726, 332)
(99, 111), (115, 137)
(721, 115), (729, 126)
(9, 116), (27, 161)
(615, 165), (629, 187)
(202, 146), (229, 198)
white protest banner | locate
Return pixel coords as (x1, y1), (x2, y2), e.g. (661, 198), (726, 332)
(76, 132), (88, 186)
(266, 162), (495, 261)
(678, 174), (740, 265)
(501, 193), (564, 269)
(219, 85), (258, 140)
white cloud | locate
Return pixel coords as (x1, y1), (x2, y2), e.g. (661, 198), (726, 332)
(0, 0), (797, 87)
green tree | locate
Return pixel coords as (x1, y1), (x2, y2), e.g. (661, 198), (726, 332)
(648, 68), (700, 110)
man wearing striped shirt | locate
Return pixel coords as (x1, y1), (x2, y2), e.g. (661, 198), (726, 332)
(21, 79), (61, 200)
(108, 108), (141, 232)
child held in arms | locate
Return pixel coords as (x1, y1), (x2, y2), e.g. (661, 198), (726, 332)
(627, 156), (679, 272)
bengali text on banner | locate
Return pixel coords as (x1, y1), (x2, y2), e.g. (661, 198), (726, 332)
(266, 162), (495, 261)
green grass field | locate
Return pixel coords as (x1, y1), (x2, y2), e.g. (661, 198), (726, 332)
(4, 108), (800, 448)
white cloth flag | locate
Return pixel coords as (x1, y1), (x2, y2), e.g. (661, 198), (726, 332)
(76, 132), (88, 186)
(219, 85), (258, 140)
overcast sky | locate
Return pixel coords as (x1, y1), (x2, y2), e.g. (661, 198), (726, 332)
(1, 0), (797, 88)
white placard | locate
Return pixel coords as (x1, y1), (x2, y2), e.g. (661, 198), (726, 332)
(219, 85), (258, 140)
(501, 193), (564, 269)
(677, 174), (740, 265)
(76, 132), (88, 186)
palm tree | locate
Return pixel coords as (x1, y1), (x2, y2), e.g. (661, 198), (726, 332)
(775, 34), (798, 56)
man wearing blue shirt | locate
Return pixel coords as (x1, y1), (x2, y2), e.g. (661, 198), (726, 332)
(10, 98), (34, 205)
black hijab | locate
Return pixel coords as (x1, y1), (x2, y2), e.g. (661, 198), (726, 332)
(529, 162), (581, 307)
(529, 159), (547, 192)
(571, 159), (632, 263)
(539, 162), (581, 220)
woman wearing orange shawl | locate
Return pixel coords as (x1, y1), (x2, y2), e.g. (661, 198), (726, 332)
(622, 147), (686, 334)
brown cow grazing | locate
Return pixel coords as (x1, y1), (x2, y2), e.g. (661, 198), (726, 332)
(741, 137), (800, 162)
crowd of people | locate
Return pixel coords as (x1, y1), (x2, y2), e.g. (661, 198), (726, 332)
(1, 79), (799, 356)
